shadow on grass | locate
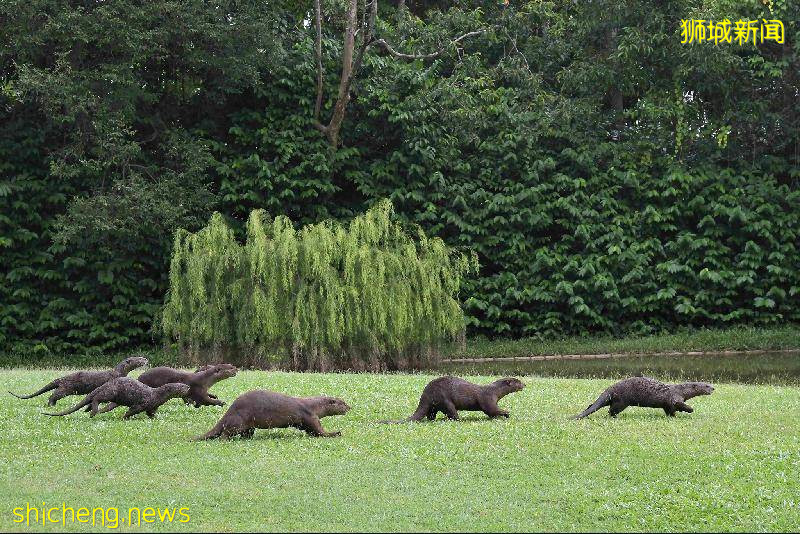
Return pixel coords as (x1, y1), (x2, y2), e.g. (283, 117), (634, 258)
(194, 429), (339, 442)
(373, 414), (514, 424)
(571, 411), (702, 421)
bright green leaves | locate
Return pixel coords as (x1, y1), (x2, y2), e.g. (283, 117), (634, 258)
(161, 200), (478, 370)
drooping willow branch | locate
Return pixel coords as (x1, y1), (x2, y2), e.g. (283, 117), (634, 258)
(161, 199), (478, 371)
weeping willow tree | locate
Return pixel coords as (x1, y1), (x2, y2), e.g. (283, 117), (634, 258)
(161, 200), (478, 370)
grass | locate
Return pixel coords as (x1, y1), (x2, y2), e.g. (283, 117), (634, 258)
(444, 325), (800, 360)
(2, 369), (799, 532)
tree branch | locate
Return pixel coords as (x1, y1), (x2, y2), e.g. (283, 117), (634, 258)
(502, 27), (531, 74)
(323, 0), (359, 147)
(352, 0), (377, 76)
(371, 29), (487, 60)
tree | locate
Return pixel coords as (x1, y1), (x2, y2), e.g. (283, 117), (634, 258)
(311, 0), (488, 147)
(0, 0), (285, 352)
(161, 200), (478, 370)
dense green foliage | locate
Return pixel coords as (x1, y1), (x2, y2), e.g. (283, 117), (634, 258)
(162, 200), (477, 369)
(3, 370), (800, 531)
(0, 0), (277, 353)
(1, 0), (798, 355)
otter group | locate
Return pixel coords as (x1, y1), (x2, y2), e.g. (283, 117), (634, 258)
(9, 357), (715, 440)
(10, 357), (241, 422)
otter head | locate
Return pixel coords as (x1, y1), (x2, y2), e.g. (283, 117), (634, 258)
(199, 363), (238, 385)
(321, 397), (350, 416)
(688, 382), (715, 397)
(116, 356), (149, 375)
(212, 363), (238, 379)
(161, 383), (191, 399)
(674, 381), (714, 400)
(496, 377), (525, 393)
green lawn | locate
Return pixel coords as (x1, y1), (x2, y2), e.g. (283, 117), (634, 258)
(2, 369), (799, 532)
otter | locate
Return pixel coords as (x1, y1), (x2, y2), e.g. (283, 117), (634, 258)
(573, 376), (715, 419)
(192, 365), (218, 400)
(196, 390), (351, 440)
(108, 363), (237, 410)
(8, 356), (149, 406)
(42, 377), (190, 419)
(382, 376), (525, 423)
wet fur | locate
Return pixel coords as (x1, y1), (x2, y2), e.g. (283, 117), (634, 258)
(8, 356), (149, 406)
(573, 376), (715, 419)
(196, 390), (350, 440)
(382, 376), (525, 423)
(42, 377), (190, 419)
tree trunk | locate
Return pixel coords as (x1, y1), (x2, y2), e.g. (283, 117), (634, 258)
(312, 0), (482, 148)
(324, 0), (358, 147)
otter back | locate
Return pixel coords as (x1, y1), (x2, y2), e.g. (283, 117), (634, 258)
(196, 390), (350, 440)
(137, 364), (237, 408)
(382, 375), (525, 423)
(573, 376), (715, 419)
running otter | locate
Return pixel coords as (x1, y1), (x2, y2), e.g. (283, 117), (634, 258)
(196, 390), (351, 440)
(8, 356), (149, 406)
(126, 363), (237, 408)
(573, 376), (715, 419)
(42, 377), (190, 419)
(382, 376), (525, 423)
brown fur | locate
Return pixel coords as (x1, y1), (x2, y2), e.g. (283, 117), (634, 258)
(42, 377), (190, 419)
(9, 356), (149, 406)
(196, 390), (350, 440)
(132, 363), (237, 408)
(573, 376), (715, 418)
(382, 376), (525, 423)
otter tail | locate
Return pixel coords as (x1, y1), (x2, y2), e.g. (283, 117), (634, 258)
(41, 395), (92, 417)
(193, 420), (224, 441)
(9, 381), (58, 399)
(573, 391), (611, 420)
(379, 399), (428, 424)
